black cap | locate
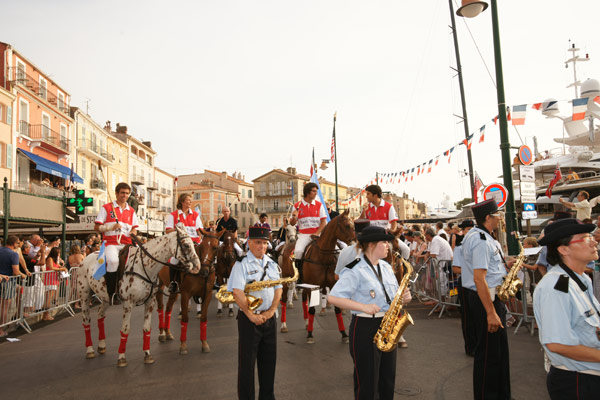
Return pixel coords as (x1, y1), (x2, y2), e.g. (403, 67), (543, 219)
(538, 218), (595, 246)
(248, 227), (270, 240)
(458, 219), (475, 229)
(357, 226), (395, 243)
(353, 219), (370, 234)
(471, 199), (499, 221)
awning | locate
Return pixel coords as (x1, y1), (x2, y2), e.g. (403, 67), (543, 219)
(18, 149), (84, 184)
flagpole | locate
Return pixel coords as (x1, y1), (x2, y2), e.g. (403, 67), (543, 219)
(333, 112), (339, 211)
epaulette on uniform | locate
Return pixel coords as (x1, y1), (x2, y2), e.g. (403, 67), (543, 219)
(554, 275), (569, 293)
(345, 258), (361, 269)
(479, 233), (486, 240)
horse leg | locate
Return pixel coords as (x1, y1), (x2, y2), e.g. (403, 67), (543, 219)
(117, 302), (133, 367)
(334, 306), (349, 343)
(97, 301), (109, 354)
(228, 302), (234, 317)
(179, 291), (190, 355)
(319, 288), (328, 316)
(156, 287), (166, 342)
(80, 284), (95, 359)
(200, 280), (213, 353)
(280, 286), (288, 333)
(301, 289), (309, 327)
(165, 292), (177, 341)
(216, 278), (224, 318)
(142, 298), (155, 364)
(288, 282), (296, 306)
(306, 306), (316, 344)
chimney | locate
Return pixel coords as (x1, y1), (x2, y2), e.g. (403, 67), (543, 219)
(104, 120), (112, 132)
(116, 123), (128, 134)
(142, 141), (152, 148)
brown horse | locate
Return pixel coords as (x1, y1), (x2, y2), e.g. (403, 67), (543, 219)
(215, 230), (237, 317)
(156, 229), (224, 354)
(277, 232), (298, 333)
(301, 210), (355, 343)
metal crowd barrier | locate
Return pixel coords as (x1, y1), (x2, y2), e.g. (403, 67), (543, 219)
(0, 268), (79, 335)
(411, 257), (460, 318)
(504, 271), (536, 336)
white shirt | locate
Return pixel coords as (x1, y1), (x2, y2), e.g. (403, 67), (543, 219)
(428, 235), (453, 261)
(573, 199), (592, 220)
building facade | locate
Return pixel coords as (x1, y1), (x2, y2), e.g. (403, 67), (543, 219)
(177, 183), (234, 226)
(0, 86), (15, 186)
(154, 167), (174, 219)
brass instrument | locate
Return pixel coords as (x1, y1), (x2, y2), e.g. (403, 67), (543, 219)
(496, 240), (525, 302)
(216, 266), (299, 311)
(374, 258), (415, 352)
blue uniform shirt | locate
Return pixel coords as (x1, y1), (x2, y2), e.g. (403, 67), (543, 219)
(334, 244), (360, 277)
(461, 226), (507, 291)
(452, 244), (464, 268)
(533, 265), (600, 372)
(536, 246), (595, 271)
(330, 255), (399, 315)
(227, 251), (282, 312)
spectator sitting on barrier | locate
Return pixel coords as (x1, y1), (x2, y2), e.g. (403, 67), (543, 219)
(42, 247), (67, 321)
(0, 235), (26, 337)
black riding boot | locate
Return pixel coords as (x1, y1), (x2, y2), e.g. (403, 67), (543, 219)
(105, 272), (121, 305)
(295, 259), (303, 284)
(169, 269), (179, 294)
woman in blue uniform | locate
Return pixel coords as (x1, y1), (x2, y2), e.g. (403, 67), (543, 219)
(533, 218), (600, 399)
(328, 226), (412, 400)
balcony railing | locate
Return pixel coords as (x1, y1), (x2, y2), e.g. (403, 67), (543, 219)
(20, 121), (70, 154)
(8, 67), (69, 114)
(77, 139), (114, 161)
(257, 189), (293, 197)
(147, 181), (158, 190)
(131, 174), (145, 185)
(159, 206), (167, 212)
(147, 199), (159, 208)
(13, 181), (76, 199)
(90, 179), (106, 190)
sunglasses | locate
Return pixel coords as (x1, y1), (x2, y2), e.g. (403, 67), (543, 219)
(568, 235), (595, 245)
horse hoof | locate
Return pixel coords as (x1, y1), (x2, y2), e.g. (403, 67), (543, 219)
(117, 358), (128, 368)
(288, 303), (294, 309)
(216, 310), (223, 318)
(280, 326), (288, 333)
(228, 310), (234, 317)
(341, 336), (349, 344)
(306, 337), (315, 344)
(196, 312), (202, 319)
(177, 314), (182, 320)
(86, 351), (96, 359)
(180, 348), (188, 355)
(144, 355), (155, 364)
(166, 333), (174, 341)
(158, 334), (166, 343)
(97, 346), (106, 355)
(293, 292), (298, 300)
(319, 309), (326, 316)
(201, 344), (211, 353)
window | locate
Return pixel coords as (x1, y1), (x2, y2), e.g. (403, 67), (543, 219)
(42, 113), (50, 139)
(6, 144), (11, 168)
(16, 60), (26, 82)
(241, 202), (247, 212)
(7, 106), (11, 125)
(242, 217), (246, 227)
(274, 199), (279, 211)
(0, 104), (3, 123)
(241, 188), (245, 198)
(39, 77), (47, 100)
(218, 204), (222, 214)
(81, 158), (87, 180)
(57, 91), (65, 111)
(248, 189), (252, 198)
(249, 203), (254, 212)
(147, 155), (152, 165)
(194, 193), (201, 200)
(60, 124), (67, 150)
(19, 100), (29, 135)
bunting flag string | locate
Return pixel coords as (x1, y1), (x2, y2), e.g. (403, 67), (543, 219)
(479, 125), (485, 143)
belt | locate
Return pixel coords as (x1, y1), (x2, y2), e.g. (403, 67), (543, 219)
(356, 312), (385, 318)
(553, 365), (600, 377)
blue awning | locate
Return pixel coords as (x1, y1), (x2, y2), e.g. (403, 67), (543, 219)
(19, 149), (84, 184)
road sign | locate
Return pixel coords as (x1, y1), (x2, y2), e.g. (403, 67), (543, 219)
(520, 181), (536, 197)
(519, 165), (535, 182)
(67, 190), (94, 215)
(522, 211), (538, 220)
(482, 183), (509, 209)
(523, 203), (536, 212)
(519, 145), (534, 165)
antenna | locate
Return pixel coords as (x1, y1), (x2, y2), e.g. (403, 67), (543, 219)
(84, 98), (91, 114)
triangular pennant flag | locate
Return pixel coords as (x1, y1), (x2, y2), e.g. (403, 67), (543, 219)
(435, 155), (440, 166)
(594, 96), (600, 105)
(532, 103), (542, 110)
(479, 125), (486, 143)
(448, 147), (455, 163)
(572, 97), (589, 121)
(427, 159), (433, 173)
(512, 104), (527, 125)
(506, 107), (512, 121)
(493, 115), (499, 125)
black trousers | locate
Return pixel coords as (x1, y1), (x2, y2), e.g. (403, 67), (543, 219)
(466, 289), (511, 400)
(349, 315), (397, 400)
(547, 366), (600, 400)
(237, 311), (277, 400)
(459, 280), (477, 356)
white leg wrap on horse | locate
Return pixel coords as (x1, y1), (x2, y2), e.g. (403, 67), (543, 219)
(233, 242), (244, 257)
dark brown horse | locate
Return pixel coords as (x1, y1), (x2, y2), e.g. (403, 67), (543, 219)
(156, 229), (224, 354)
(385, 228), (406, 283)
(301, 210), (355, 343)
(215, 230), (237, 317)
(277, 230), (298, 333)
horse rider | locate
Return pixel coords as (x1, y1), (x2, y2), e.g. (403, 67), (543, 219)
(216, 206), (244, 258)
(94, 182), (139, 305)
(254, 213), (273, 250)
(292, 182), (328, 283)
(534, 218), (600, 399)
(164, 193), (204, 293)
(360, 184), (398, 232)
(461, 199), (513, 400)
(328, 226), (412, 400)
(228, 226), (282, 400)
(334, 219), (370, 280)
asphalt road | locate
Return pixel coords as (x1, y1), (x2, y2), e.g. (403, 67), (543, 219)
(0, 296), (549, 400)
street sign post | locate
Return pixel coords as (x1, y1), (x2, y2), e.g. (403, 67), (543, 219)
(482, 183), (509, 209)
(518, 145), (534, 166)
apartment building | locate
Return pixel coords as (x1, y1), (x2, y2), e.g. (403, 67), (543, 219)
(154, 167), (174, 218)
(0, 86), (15, 185)
(177, 182), (235, 226)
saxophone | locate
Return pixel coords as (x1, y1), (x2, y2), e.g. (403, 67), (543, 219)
(496, 241), (525, 302)
(374, 258), (415, 352)
(216, 266), (299, 311)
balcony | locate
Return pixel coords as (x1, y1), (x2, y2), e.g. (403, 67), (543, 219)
(131, 174), (145, 185)
(8, 67), (69, 114)
(159, 206), (167, 212)
(77, 139), (114, 163)
(147, 181), (158, 190)
(90, 179), (106, 191)
(147, 199), (159, 209)
(20, 121), (70, 155)
(257, 189), (293, 198)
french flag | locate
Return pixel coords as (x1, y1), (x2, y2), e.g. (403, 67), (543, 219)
(572, 97), (589, 121)
(479, 125), (486, 143)
(427, 159), (433, 173)
(512, 104), (527, 125)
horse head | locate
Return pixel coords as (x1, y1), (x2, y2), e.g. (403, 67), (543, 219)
(332, 210), (355, 245)
(285, 224), (298, 243)
(197, 228), (225, 278)
(173, 223), (202, 274)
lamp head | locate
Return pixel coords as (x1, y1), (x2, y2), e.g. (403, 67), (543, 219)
(456, 0), (488, 18)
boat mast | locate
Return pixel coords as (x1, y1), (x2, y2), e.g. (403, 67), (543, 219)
(565, 42), (590, 98)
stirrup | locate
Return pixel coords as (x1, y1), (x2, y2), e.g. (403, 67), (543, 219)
(169, 281), (179, 294)
(111, 293), (122, 305)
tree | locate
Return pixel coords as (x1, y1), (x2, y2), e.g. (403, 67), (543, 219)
(454, 198), (473, 210)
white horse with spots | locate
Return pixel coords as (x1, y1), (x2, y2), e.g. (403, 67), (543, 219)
(77, 223), (200, 367)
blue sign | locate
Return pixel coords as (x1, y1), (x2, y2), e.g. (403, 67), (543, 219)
(523, 203), (535, 211)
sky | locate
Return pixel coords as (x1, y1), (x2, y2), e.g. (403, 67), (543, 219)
(2, 0), (599, 209)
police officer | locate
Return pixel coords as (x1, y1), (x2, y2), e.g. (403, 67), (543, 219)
(461, 199), (511, 399)
(227, 226), (282, 400)
(534, 218), (600, 399)
(328, 226), (411, 400)
(452, 219), (476, 356)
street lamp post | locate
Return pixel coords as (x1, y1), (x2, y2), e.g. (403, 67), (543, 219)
(457, 0), (519, 255)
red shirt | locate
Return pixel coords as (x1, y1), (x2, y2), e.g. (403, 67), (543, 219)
(95, 202), (139, 246)
(166, 209), (202, 243)
(365, 200), (398, 229)
(294, 199), (328, 234)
